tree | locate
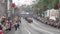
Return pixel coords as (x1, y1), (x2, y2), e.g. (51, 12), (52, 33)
(43, 0), (58, 9)
(34, 0), (45, 15)
(33, 0), (59, 15)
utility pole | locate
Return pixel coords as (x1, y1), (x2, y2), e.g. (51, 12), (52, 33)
(7, 0), (12, 18)
(7, 0), (10, 17)
(5, 0), (7, 18)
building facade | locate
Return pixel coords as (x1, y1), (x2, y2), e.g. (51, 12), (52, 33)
(45, 9), (59, 20)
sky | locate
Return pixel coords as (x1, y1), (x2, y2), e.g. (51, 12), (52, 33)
(12, 0), (36, 6)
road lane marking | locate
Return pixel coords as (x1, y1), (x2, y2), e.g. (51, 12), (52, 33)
(25, 28), (31, 34)
(22, 17), (54, 34)
(21, 18), (31, 34)
(33, 19), (60, 32)
(23, 18), (53, 34)
(29, 24), (54, 34)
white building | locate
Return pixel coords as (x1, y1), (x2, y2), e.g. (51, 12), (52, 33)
(45, 9), (59, 20)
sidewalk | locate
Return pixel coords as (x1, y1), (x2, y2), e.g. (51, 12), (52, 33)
(4, 21), (21, 34)
(4, 27), (15, 34)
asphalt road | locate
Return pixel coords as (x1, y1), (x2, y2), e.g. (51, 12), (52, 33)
(6, 17), (60, 34)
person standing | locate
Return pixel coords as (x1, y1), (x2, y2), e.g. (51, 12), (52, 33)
(5, 20), (11, 31)
(14, 22), (18, 31)
(17, 22), (20, 29)
(19, 16), (21, 23)
(14, 16), (20, 31)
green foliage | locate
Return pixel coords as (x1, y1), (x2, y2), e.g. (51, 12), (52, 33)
(34, 0), (59, 14)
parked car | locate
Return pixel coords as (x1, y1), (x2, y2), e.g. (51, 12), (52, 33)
(50, 21), (55, 26)
(36, 17), (40, 21)
(50, 20), (55, 26)
(53, 22), (58, 27)
(53, 22), (60, 28)
(44, 20), (48, 24)
(47, 19), (54, 25)
(40, 18), (45, 23)
(36, 17), (46, 23)
(56, 23), (60, 28)
(33, 15), (37, 19)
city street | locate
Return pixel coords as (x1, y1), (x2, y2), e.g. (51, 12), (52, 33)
(5, 17), (60, 34)
(0, 0), (60, 34)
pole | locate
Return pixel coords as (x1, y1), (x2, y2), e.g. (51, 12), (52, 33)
(5, 0), (7, 18)
(49, 10), (50, 18)
(12, 8), (15, 17)
(13, 8), (14, 14)
(59, 8), (60, 23)
(59, 0), (60, 23)
(7, 0), (10, 17)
